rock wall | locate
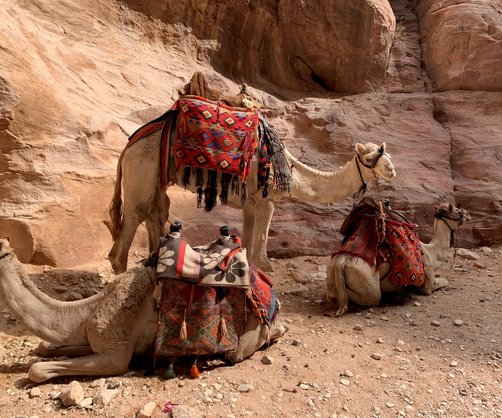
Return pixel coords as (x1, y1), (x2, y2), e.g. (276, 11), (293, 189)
(124, 0), (396, 94)
(0, 0), (501, 267)
(415, 0), (502, 91)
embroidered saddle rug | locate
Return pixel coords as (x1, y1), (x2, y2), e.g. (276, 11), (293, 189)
(334, 198), (425, 289)
(124, 93), (291, 211)
(173, 95), (259, 182)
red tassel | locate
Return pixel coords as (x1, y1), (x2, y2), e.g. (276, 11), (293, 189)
(190, 363), (200, 379)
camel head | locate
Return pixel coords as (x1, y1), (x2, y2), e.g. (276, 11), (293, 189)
(0, 237), (13, 259)
(355, 142), (396, 181)
(434, 203), (471, 246)
(434, 203), (471, 227)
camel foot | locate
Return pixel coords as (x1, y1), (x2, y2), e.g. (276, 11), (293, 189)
(334, 304), (349, 317)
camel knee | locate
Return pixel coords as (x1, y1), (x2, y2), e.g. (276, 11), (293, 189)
(269, 320), (288, 341)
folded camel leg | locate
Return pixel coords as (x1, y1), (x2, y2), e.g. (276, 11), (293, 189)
(35, 341), (95, 358)
(225, 316), (287, 364)
(28, 352), (131, 383)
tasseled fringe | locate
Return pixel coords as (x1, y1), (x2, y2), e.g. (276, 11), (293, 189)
(219, 172), (232, 205)
(204, 170), (218, 211)
(164, 363), (176, 379)
(179, 309), (187, 341)
(259, 116), (292, 194)
(190, 362), (200, 379)
(195, 168), (204, 208)
(240, 183), (248, 205)
(219, 315), (228, 340)
(182, 166), (192, 188)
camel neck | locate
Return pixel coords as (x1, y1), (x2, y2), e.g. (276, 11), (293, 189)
(288, 154), (372, 203)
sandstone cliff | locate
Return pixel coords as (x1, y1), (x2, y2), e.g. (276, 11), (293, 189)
(0, 0), (500, 266)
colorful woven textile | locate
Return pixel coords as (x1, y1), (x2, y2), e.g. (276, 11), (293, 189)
(156, 235), (251, 288)
(247, 266), (278, 325)
(155, 280), (247, 357)
(334, 199), (425, 289)
(385, 220), (425, 288)
(173, 95), (259, 182)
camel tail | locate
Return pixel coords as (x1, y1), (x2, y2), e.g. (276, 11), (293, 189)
(109, 149), (126, 240)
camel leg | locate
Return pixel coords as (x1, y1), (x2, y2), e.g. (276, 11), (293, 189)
(28, 351), (132, 383)
(344, 260), (382, 308)
(108, 213), (144, 274)
(108, 148), (160, 273)
(241, 201), (256, 263)
(225, 316), (287, 364)
(35, 341), (94, 358)
(250, 199), (275, 271)
(145, 188), (170, 252)
(326, 255), (350, 316)
(420, 273), (449, 295)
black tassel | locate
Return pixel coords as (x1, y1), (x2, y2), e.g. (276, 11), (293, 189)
(231, 175), (240, 196)
(262, 183), (269, 198)
(182, 167), (192, 189)
(219, 172), (232, 205)
(204, 170), (218, 211)
(195, 168), (204, 208)
(240, 183), (248, 205)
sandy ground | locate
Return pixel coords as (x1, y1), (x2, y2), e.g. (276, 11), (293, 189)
(0, 245), (501, 418)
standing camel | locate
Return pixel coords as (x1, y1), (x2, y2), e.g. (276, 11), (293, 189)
(108, 130), (396, 274)
(326, 203), (470, 316)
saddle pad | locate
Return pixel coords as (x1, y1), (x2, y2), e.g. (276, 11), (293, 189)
(173, 95), (259, 182)
(386, 220), (425, 288)
(155, 280), (247, 357)
(247, 266), (278, 326)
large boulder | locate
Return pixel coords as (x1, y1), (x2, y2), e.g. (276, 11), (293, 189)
(415, 0), (502, 91)
(124, 0), (396, 94)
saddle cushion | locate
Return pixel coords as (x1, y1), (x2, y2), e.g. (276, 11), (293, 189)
(173, 95), (259, 182)
(156, 235), (250, 288)
(155, 280), (247, 357)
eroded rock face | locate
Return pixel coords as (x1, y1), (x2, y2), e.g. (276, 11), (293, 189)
(0, 0), (500, 268)
(415, 0), (502, 91)
(124, 0), (396, 94)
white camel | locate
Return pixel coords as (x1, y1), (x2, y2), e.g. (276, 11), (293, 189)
(108, 132), (396, 274)
(326, 203), (471, 316)
(0, 237), (287, 382)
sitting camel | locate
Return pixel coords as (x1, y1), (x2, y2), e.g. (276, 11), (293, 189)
(0, 237), (287, 383)
(108, 138), (396, 274)
(326, 203), (470, 316)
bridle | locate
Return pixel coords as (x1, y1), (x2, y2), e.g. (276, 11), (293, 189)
(434, 209), (467, 247)
(355, 145), (388, 195)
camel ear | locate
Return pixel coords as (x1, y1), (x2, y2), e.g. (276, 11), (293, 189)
(355, 143), (366, 156)
(448, 203), (454, 212)
(1, 236), (10, 243)
(380, 142), (386, 151)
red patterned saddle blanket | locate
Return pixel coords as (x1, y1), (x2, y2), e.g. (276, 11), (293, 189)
(173, 95), (260, 182)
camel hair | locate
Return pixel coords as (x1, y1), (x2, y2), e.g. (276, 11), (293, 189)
(326, 203), (471, 316)
(107, 135), (396, 274)
(0, 237), (287, 383)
